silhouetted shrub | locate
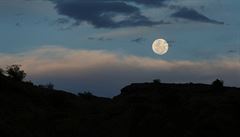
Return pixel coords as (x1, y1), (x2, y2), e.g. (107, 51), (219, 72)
(25, 80), (34, 86)
(78, 91), (95, 99)
(211, 79), (224, 90)
(6, 65), (26, 81)
(83, 91), (93, 96)
(39, 82), (54, 89)
(153, 79), (161, 84)
(46, 83), (54, 89)
(0, 68), (4, 75)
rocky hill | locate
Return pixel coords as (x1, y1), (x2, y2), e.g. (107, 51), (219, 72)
(1, 74), (240, 137)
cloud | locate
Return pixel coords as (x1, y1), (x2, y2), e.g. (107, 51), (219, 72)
(0, 46), (239, 97)
(55, 18), (70, 24)
(88, 36), (112, 41)
(171, 7), (224, 24)
(44, 0), (223, 28)
(15, 22), (21, 27)
(48, 0), (167, 28)
(91, 26), (155, 39)
(124, 0), (168, 7)
(131, 37), (146, 43)
(228, 50), (237, 53)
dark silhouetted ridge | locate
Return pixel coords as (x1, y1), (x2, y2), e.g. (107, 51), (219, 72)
(1, 76), (240, 137)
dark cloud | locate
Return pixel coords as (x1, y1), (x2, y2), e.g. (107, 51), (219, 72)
(48, 0), (168, 28)
(15, 22), (21, 27)
(131, 37), (146, 43)
(125, 0), (168, 7)
(88, 37), (112, 41)
(167, 40), (175, 47)
(47, 0), (222, 28)
(171, 7), (224, 25)
(228, 50), (237, 53)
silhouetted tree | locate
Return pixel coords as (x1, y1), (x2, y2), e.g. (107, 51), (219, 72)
(153, 79), (161, 84)
(6, 65), (26, 81)
(211, 79), (224, 90)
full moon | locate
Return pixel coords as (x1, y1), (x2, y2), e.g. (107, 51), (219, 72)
(152, 39), (169, 55)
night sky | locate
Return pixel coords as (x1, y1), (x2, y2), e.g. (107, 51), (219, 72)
(0, 0), (239, 96)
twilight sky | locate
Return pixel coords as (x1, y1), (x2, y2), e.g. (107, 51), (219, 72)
(0, 0), (239, 97)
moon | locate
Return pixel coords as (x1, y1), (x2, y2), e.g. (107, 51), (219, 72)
(152, 39), (169, 55)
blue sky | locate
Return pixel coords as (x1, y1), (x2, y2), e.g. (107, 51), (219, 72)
(0, 0), (239, 96)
